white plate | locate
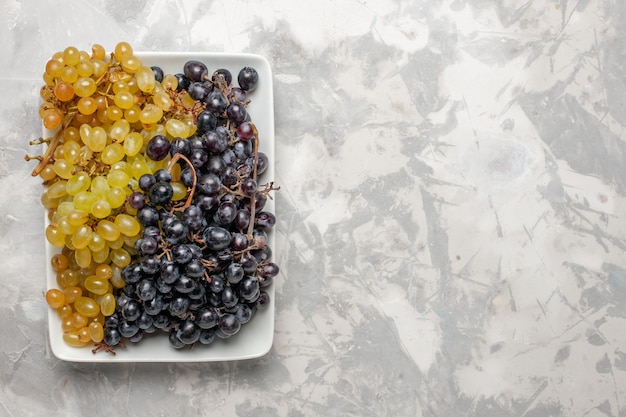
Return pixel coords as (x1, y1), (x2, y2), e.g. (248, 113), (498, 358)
(45, 52), (275, 362)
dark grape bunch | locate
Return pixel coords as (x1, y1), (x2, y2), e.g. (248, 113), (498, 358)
(99, 61), (278, 351)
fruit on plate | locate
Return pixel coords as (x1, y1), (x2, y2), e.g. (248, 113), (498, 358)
(27, 42), (278, 353)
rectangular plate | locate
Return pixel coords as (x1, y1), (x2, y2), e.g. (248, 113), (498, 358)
(45, 52), (275, 362)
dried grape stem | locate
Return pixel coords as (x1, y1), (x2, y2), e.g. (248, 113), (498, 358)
(167, 153), (196, 211)
(246, 129), (260, 239)
(30, 123), (66, 177)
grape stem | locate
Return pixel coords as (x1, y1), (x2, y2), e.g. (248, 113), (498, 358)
(246, 132), (259, 240)
(166, 153), (196, 212)
(29, 115), (72, 177)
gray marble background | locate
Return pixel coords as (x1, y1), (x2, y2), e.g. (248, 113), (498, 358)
(2, 0), (626, 416)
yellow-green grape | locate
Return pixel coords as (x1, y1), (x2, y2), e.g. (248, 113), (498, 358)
(112, 81), (128, 94)
(52, 159), (74, 179)
(92, 59), (107, 78)
(123, 132), (144, 156)
(73, 77), (97, 98)
(165, 118), (190, 138)
(57, 201), (75, 217)
(110, 118), (130, 143)
(77, 96), (98, 115)
(71, 311), (88, 329)
(57, 269), (79, 288)
(63, 140), (82, 164)
(101, 143), (125, 165)
(58, 304), (73, 319)
(124, 105), (141, 123)
(74, 297), (100, 317)
(106, 105), (124, 122)
(84, 275), (109, 295)
(108, 234), (126, 250)
(121, 55), (141, 73)
(99, 293), (116, 316)
(113, 90), (135, 109)
(63, 332), (91, 347)
(88, 232), (106, 252)
(114, 41), (133, 59)
(86, 126), (107, 152)
(91, 199), (112, 219)
(74, 247), (92, 269)
(76, 59), (94, 77)
(45, 58), (64, 78)
(40, 191), (59, 209)
(171, 181), (188, 201)
(58, 217), (78, 235)
(107, 187), (127, 209)
(45, 288), (66, 309)
(78, 327), (92, 343)
(64, 235), (76, 251)
(48, 180), (68, 198)
(107, 169), (130, 188)
(162, 74), (178, 91)
(62, 46), (80, 66)
(96, 219), (120, 242)
(183, 114), (198, 137)
(92, 247), (110, 264)
(88, 321), (104, 343)
(153, 91), (173, 111)
(139, 103), (163, 125)
(110, 266), (125, 289)
(63, 286), (83, 305)
(63, 126), (80, 142)
(39, 164), (57, 181)
(66, 209), (88, 226)
(73, 191), (97, 212)
(95, 263), (112, 280)
(66, 171), (91, 195)
(62, 318), (77, 333)
(129, 156), (152, 179)
(61, 65), (79, 83)
(114, 213), (140, 237)
(90, 176), (110, 198)
(110, 248), (131, 267)
(72, 224), (93, 249)
(136, 66), (156, 93)
(123, 233), (140, 249)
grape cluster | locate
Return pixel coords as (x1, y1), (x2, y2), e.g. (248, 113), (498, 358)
(30, 42), (278, 353)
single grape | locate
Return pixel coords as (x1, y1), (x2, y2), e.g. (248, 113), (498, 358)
(237, 67), (258, 92)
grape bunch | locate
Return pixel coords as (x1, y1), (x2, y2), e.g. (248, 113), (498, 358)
(28, 42), (279, 353)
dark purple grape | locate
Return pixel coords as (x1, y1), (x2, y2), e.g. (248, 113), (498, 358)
(177, 319), (201, 344)
(196, 110), (218, 134)
(170, 137), (191, 158)
(205, 156), (226, 176)
(233, 140), (252, 159)
(215, 201), (237, 225)
(221, 148), (237, 165)
(104, 313), (119, 329)
(183, 205), (204, 231)
(138, 174), (156, 192)
(104, 327), (121, 346)
(169, 328), (186, 348)
(236, 121), (255, 141)
(226, 101), (247, 124)
(203, 226), (232, 251)
(233, 209), (251, 230)
(128, 191), (146, 209)
(163, 219), (188, 244)
(172, 244), (193, 264)
(197, 173), (221, 195)
(121, 299), (141, 321)
(144, 294), (164, 315)
(241, 178), (257, 196)
(219, 313), (241, 336)
(256, 211), (276, 228)
(143, 225), (161, 240)
(196, 307), (219, 329)
(122, 263), (143, 284)
(174, 274), (196, 294)
(241, 253), (258, 275)
(146, 135), (171, 161)
(180, 167), (196, 188)
(160, 260), (180, 284)
(234, 303), (253, 323)
(229, 87), (246, 102)
(189, 281), (206, 300)
(154, 168), (172, 183)
(196, 194), (219, 211)
(169, 295), (191, 317)
(225, 263), (244, 284)
(222, 166), (238, 186)
(135, 236), (158, 255)
(137, 311), (154, 330)
(119, 320), (139, 338)
(237, 67), (258, 92)
(205, 90), (227, 115)
(140, 256), (161, 275)
(255, 290), (270, 310)
(153, 313), (171, 330)
(238, 275), (260, 301)
(189, 148), (208, 168)
(255, 152), (269, 175)
(221, 286), (238, 308)
(188, 81), (211, 101)
(252, 228), (268, 248)
(174, 73), (190, 92)
(185, 258), (205, 278)
(259, 262), (280, 279)
(230, 233), (249, 251)
(208, 275), (224, 293)
(150, 66), (164, 82)
(202, 130), (228, 154)
(211, 68), (232, 85)
(148, 181), (174, 206)
(184, 60), (208, 82)
(199, 328), (216, 344)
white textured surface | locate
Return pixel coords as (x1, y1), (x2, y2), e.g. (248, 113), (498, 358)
(2, 0), (626, 416)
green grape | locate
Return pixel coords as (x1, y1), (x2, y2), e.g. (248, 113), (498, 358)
(90, 199), (111, 219)
(106, 169), (130, 188)
(66, 209), (89, 226)
(57, 269), (79, 288)
(101, 143), (125, 165)
(48, 180), (68, 199)
(91, 176), (110, 197)
(88, 232), (107, 252)
(99, 293), (116, 316)
(92, 247), (110, 264)
(63, 140), (81, 164)
(114, 213), (140, 237)
(84, 275), (109, 295)
(123, 132), (144, 156)
(107, 186), (127, 209)
(139, 103), (163, 124)
(96, 219), (120, 241)
(73, 191), (97, 212)
(53, 159), (74, 179)
(113, 91), (135, 110)
(74, 296), (100, 317)
(108, 234), (125, 250)
(86, 126), (107, 152)
(66, 171), (91, 195)
(58, 217), (78, 235)
(88, 321), (104, 343)
(129, 156), (152, 179)
(74, 247), (92, 269)
(136, 66), (156, 93)
(109, 248), (131, 267)
(41, 191), (59, 209)
(73, 77), (97, 98)
(57, 201), (75, 217)
(165, 118), (190, 138)
(63, 287), (83, 305)
(72, 224), (93, 249)
(46, 224), (66, 248)
(110, 118), (130, 142)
